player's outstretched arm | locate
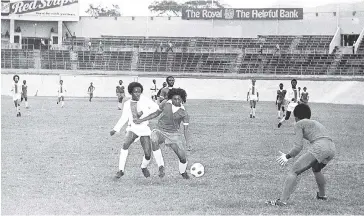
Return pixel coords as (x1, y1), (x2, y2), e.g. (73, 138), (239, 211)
(257, 92), (259, 102)
(246, 92), (249, 101)
(134, 110), (162, 124)
(286, 124), (304, 158)
(111, 102), (129, 135)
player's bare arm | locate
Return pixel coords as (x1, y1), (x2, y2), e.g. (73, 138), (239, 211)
(134, 109), (163, 124)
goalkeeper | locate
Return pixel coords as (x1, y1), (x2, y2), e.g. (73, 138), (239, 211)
(266, 103), (336, 206)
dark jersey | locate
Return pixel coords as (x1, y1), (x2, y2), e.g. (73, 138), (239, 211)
(22, 85), (27, 96)
(157, 101), (189, 133)
(301, 92), (309, 103)
(277, 89), (287, 102)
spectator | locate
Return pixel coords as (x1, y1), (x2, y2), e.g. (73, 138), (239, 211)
(352, 41), (356, 54)
(88, 41), (92, 50)
(99, 41), (103, 51)
(15, 27), (21, 33)
(156, 41), (163, 52)
(275, 44), (280, 54)
(5, 31), (10, 38)
(259, 44), (263, 54)
(166, 40), (174, 53)
(65, 32), (69, 39)
(51, 27), (54, 33)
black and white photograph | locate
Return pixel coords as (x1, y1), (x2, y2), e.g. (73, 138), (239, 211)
(1, 0), (364, 214)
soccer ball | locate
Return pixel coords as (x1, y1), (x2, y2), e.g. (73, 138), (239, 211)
(190, 163), (204, 177)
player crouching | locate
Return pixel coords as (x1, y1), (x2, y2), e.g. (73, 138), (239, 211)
(134, 88), (191, 179)
(11, 75), (22, 117)
(266, 104), (336, 206)
(110, 82), (161, 178)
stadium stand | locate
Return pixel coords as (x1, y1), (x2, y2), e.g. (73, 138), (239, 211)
(41, 50), (71, 70)
(77, 51), (133, 70)
(296, 35), (332, 53)
(335, 54), (364, 75)
(1, 49), (34, 69)
(2, 35), (364, 75)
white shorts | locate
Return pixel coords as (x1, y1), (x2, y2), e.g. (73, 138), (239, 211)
(249, 95), (258, 101)
(126, 124), (152, 137)
(287, 102), (298, 112)
(58, 93), (64, 97)
(13, 94), (21, 101)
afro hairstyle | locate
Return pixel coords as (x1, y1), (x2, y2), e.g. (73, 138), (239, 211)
(167, 88), (187, 103)
(128, 82), (144, 94)
(13, 75), (20, 81)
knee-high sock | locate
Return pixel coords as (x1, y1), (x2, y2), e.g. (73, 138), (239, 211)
(153, 149), (164, 167)
(119, 149), (129, 171)
(140, 155), (151, 169)
(252, 108), (256, 116)
(179, 161), (188, 174)
(25, 102), (29, 108)
(61, 101), (65, 107)
(278, 110), (281, 117)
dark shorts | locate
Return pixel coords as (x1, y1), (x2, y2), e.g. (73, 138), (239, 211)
(308, 138), (336, 164)
(151, 129), (186, 150)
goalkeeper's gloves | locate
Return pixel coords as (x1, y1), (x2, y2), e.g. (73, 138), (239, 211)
(276, 151), (289, 166)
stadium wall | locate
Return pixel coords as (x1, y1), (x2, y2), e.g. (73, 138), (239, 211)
(2, 13), (363, 38)
(2, 74), (364, 105)
(59, 12), (364, 38)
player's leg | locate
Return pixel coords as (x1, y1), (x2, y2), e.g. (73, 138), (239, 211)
(279, 152), (317, 203)
(249, 100), (254, 118)
(278, 110), (291, 128)
(312, 163), (327, 199)
(14, 99), (19, 116)
(140, 136), (152, 178)
(252, 100), (257, 118)
(311, 140), (335, 200)
(169, 142), (189, 179)
(277, 102), (282, 118)
(116, 131), (138, 178)
(281, 103), (286, 117)
(151, 130), (166, 178)
(24, 96), (29, 108)
(17, 98), (21, 116)
(118, 97), (123, 110)
(61, 96), (65, 107)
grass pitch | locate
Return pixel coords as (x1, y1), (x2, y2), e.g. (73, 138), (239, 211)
(1, 96), (364, 214)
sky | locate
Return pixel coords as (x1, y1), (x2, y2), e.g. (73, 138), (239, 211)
(79, 0), (363, 16)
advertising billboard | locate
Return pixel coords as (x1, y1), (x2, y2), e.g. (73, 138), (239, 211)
(182, 8), (304, 20)
(1, 0), (79, 21)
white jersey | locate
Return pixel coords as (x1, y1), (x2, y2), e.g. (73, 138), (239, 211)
(151, 84), (158, 96)
(287, 87), (300, 112)
(58, 84), (66, 96)
(287, 87), (300, 102)
(113, 95), (159, 137)
(12, 82), (22, 100)
(248, 84), (258, 100)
